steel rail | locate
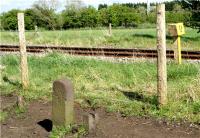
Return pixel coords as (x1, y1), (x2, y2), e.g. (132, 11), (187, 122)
(0, 44), (199, 60)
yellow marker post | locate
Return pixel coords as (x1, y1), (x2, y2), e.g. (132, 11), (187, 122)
(168, 23), (185, 64)
(177, 36), (182, 64)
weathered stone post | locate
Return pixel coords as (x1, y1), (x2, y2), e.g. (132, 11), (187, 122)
(52, 79), (74, 126)
(83, 112), (99, 133)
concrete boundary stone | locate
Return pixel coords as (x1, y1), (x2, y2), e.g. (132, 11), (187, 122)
(52, 79), (74, 126)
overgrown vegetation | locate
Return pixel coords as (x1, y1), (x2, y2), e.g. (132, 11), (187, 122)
(0, 0), (199, 31)
(1, 53), (200, 123)
(1, 28), (199, 50)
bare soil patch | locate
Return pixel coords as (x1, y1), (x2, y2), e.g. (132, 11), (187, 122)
(1, 99), (200, 138)
(0, 95), (17, 111)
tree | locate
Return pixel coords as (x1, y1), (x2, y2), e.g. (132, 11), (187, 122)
(165, 0), (179, 11)
(166, 2), (192, 24)
(32, 0), (59, 30)
(173, 3), (184, 12)
(62, 6), (82, 29)
(80, 6), (98, 27)
(0, 15), (3, 30)
(62, 0), (87, 29)
(97, 8), (110, 26)
(98, 4), (108, 10)
(107, 4), (126, 27)
(1, 9), (20, 30)
(97, 4), (144, 28)
(56, 13), (64, 30)
(24, 9), (36, 30)
(1, 1), (196, 30)
(182, 0), (200, 32)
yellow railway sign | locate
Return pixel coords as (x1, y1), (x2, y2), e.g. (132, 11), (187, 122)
(168, 23), (185, 64)
(168, 23), (185, 36)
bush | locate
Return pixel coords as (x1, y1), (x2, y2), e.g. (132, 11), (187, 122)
(166, 11), (192, 23)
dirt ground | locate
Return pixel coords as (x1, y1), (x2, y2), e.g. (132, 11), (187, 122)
(1, 99), (200, 138)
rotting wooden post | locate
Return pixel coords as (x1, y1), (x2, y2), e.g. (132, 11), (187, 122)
(109, 23), (112, 36)
(52, 79), (74, 126)
(18, 13), (29, 89)
(156, 4), (167, 106)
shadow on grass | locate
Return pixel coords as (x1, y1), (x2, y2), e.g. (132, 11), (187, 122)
(132, 34), (155, 38)
(182, 36), (200, 42)
(132, 34), (174, 40)
(3, 76), (21, 87)
(132, 34), (200, 42)
(120, 90), (158, 106)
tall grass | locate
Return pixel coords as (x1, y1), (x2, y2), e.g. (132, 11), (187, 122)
(0, 28), (199, 50)
(1, 53), (200, 123)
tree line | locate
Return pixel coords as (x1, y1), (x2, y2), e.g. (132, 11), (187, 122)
(0, 0), (199, 31)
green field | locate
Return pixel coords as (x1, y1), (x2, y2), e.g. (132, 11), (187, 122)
(1, 28), (199, 50)
(1, 53), (200, 123)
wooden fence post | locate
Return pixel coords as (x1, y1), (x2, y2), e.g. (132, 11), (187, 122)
(109, 23), (112, 36)
(156, 4), (167, 106)
(18, 13), (29, 89)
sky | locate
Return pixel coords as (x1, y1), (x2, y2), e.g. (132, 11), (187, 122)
(0, 0), (172, 13)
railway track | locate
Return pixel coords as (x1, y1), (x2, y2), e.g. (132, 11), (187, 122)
(0, 44), (200, 60)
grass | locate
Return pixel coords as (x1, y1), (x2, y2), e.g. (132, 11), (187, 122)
(50, 125), (73, 138)
(50, 124), (87, 138)
(0, 53), (200, 124)
(0, 111), (8, 122)
(14, 106), (27, 117)
(0, 27), (199, 50)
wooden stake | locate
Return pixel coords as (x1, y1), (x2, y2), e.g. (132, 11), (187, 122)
(156, 4), (167, 105)
(109, 23), (112, 36)
(18, 13), (29, 89)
